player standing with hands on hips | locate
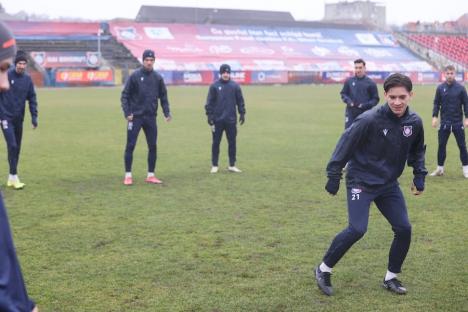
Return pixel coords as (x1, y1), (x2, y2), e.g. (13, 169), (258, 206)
(315, 73), (427, 296)
(205, 64), (246, 173)
(121, 49), (172, 185)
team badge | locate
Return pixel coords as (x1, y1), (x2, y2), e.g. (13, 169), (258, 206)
(141, 77), (144, 81)
(383, 129), (389, 136)
(10, 80), (14, 85)
(218, 86), (222, 90)
(403, 126), (412, 137)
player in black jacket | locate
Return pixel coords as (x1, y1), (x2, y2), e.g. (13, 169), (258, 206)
(0, 21), (38, 312)
(340, 59), (379, 128)
(315, 74), (427, 296)
(205, 64), (246, 173)
(121, 49), (171, 185)
(430, 65), (468, 178)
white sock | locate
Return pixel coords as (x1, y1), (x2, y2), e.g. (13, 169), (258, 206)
(385, 270), (397, 281)
(147, 172), (155, 178)
(319, 262), (332, 273)
(463, 165), (468, 170)
(125, 172), (132, 178)
(437, 166), (444, 171)
(9, 174), (17, 182)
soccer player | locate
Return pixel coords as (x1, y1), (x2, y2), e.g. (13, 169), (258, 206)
(0, 50), (38, 189)
(205, 64), (246, 173)
(340, 59), (379, 128)
(429, 65), (468, 178)
(121, 49), (172, 185)
(0, 21), (38, 312)
(315, 73), (427, 296)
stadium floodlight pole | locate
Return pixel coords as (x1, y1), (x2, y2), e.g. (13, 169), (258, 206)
(97, 24), (102, 61)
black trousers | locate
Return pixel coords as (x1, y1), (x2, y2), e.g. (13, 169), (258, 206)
(437, 123), (468, 166)
(211, 121), (237, 167)
(323, 184), (411, 273)
(124, 115), (157, 172)
(1, 118), (23, 175)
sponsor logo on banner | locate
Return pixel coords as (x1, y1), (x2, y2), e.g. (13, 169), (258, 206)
(56, 70), (113, 83)
(338, 46), (359, 57)
(144, 27), (174, 40)
(364, 48), (392, 58)
(114, 27), (142, 40)
(355, 33), (380, 45)
(183, 72), (203, 83)
(30, 51), (100, 68)
(167, 45), (203, 53)
(311, 46), (330, 57)
(403, 126), (413, 137)
(240, 47), (275, 55)
(209, 45), (232, 54)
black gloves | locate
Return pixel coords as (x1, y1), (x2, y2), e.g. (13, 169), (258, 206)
(32, 117), (38, 128)
(325, 178), (340, 195)
(207, 116), (214, 126)
(239, 114), (245, 125)
(413, 176), (425, 192)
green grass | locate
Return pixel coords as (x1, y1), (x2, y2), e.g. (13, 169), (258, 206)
(2, 84), (467, 311)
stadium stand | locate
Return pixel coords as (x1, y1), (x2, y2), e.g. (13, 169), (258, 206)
(406, 34), (467, 67)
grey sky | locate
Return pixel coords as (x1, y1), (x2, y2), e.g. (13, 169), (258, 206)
(1, 0), (467, 25)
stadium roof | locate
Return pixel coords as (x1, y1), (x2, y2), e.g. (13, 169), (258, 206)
(135, 5), (373, 29)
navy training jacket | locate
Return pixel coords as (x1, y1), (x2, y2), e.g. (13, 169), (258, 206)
(205, 79), (246, 124)
(121, 68), (170, 118)
(432, 81), (468, 125)
(0, 68), (38, 121)
(327, 103), (427, 191)
(340, 75), (379, 119)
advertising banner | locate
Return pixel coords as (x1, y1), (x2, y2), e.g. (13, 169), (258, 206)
(31, 51), (101, 68)
(55, 69), (114, 83)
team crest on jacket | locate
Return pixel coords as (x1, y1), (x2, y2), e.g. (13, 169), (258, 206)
(351, 188), (362, 194)
(403, 126), (412, 137)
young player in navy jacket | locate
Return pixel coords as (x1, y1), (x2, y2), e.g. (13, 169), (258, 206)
(315, 73), (427, 296)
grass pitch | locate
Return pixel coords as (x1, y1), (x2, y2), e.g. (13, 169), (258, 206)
(2, 84), (467, 311)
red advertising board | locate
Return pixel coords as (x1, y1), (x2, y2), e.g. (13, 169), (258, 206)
(56, 70), (114, 83)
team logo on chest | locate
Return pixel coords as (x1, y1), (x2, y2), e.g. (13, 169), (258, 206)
(403, 126), (412, 137)
(383, 129), (389, 136)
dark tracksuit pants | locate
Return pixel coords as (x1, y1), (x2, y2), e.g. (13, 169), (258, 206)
(212, 120), (237, 167)
(323, 184), (412, 274)
(1, 118), (23, 175)
(0, 194), (35, 311)
(437, 123), (468, 166)
(124, 115), (157, 172)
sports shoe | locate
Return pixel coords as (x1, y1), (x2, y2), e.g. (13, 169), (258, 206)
(429, 167), (444, 176)
(228, 166), (242, 173)
(463, 166), (468, 178)
(314, 267), (333, 296)
(7, 180), (25, 190)
(145, 176), (162, 184)
(382, 278), (407, 295)
(210, 166), (219, 174)
(123, 177), (133, 185)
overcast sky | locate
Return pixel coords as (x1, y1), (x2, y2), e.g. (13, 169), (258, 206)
(1, 0), (467, 25)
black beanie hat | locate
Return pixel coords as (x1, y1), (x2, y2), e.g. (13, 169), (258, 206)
(0, 22), (17, 62)
(14, 50), (28, 65)
(219, 64), (231, 74)
(142, 49), (155, 60)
